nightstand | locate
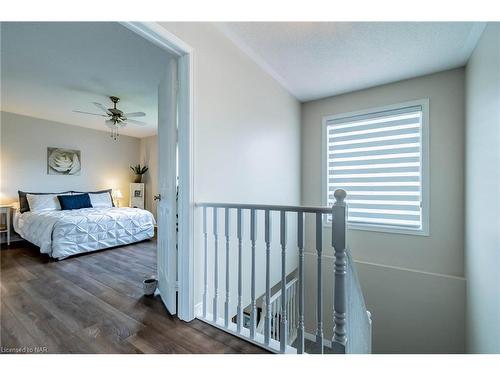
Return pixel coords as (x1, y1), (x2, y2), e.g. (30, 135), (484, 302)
(0, 205), (12, 246)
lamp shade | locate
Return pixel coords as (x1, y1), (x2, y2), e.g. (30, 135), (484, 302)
(113, 189), (123, 199)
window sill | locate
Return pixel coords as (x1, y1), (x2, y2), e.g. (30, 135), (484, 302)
(323, 221), (429, 237)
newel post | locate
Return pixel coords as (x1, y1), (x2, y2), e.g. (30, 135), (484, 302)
(332, 189), (347, 354)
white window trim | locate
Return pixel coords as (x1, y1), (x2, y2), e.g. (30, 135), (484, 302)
(321, 98), (430, 236)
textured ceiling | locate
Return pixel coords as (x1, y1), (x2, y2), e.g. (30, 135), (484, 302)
(217, 22), (486, 102)
(1, 22), (174, 138)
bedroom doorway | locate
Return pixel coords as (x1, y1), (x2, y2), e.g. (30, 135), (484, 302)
(125, 23), (194, 321)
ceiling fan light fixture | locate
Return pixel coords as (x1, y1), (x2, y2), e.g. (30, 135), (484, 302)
(73, 95), (148, 141)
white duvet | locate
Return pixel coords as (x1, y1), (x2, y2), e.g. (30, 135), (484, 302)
(14, 207), (155, 260)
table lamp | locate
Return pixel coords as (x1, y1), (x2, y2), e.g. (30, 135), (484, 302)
(112, 189), (123, 207)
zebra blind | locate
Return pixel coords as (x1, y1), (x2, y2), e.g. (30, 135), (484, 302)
(326, 105), (423, 230)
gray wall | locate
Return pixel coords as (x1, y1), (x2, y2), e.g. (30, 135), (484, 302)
(158, 23), (302, 314)
(140, 135), (158, 219)
(465, 23), (500, 354)
(0, 111), (141, 206)
(301, 68), (466, 353)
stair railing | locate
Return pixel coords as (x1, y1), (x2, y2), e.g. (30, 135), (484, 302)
(257, 277), (298, 345)
(196, 189), (371, 354)
(344, 248), (372, 353)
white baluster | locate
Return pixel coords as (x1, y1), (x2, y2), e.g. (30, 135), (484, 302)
(289, 287), (293, 337)
(224, 208), (231, 328)
(332, 189), (347, 354)
(289, 285), (292, 337)
(286, 287), (290, 343)
(272, 301), (276, 340)
(272, 300), (275, 341)
(275, 300), (280, 341)
(213, 207), (219, 323)
(203, 206), (208, 318)
(264, 209), (272, 345)
(287, 287), (291, 342)
(291, 282), (296, 342)
(276, 300), (279, 341)
(250, 208), (257, 339)
(280, 210), (288, 353)
(297, 212), (305, 353)
(316, 212), (324, 354)
(271, 300), (276, 340)
(236, 208), (243, 333)
(293, 284), (296, 330)
(293, 283), (296, 338)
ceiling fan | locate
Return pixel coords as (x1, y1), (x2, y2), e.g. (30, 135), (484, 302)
(73, 96), (147, 140)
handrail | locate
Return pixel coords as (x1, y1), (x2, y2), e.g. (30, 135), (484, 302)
(195, 202), (333, 214)
(269, 277), (298, 304)
(345, 248), (372, 354)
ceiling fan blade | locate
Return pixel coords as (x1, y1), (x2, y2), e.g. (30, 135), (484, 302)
(93, 102), (111, 114)
(105, 119), (116, 128)
(126, 119), (148, 126)
(124, 112), (146, 118)
(73, 110), (107, 117)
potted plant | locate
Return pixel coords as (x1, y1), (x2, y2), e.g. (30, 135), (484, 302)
(130, 164), (149, 183)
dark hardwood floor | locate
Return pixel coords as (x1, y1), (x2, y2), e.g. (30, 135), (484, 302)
(0, 240), (268, 354)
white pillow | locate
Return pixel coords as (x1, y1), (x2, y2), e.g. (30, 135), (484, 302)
(26, 194), (61, 212)
(89, 192), (113, 208)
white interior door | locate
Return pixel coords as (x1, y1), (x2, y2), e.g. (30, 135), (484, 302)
(157, 58), (178, 314)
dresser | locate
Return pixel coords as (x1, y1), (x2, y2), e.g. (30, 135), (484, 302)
(129, 183), (145, 209)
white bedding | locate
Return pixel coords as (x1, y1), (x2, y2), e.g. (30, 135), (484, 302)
(14, 207), (155, 260)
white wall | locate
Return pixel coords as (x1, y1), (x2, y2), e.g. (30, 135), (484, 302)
(301, 68), (466, 353)
(0, 111), (141, 206)
(465, 23), (500, 354)
(140, 135), (158, 219)
(157, 23), (302, 314)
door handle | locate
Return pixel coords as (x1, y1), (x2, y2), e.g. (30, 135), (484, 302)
(154, 194), (162, 201)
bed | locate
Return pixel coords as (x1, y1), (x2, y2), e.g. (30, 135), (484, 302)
(13, 190), (155, 260)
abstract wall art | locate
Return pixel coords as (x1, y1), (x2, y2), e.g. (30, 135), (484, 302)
(47, 147), (81, 175)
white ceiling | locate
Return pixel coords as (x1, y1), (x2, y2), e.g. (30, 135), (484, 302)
(1, 22), (487, 133)
(217, 22), (486, 102)
(1, 22), (174, 138)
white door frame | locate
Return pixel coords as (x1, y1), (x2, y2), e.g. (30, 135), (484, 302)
(122, 22), (195, 321)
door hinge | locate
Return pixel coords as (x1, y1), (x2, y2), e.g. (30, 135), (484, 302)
(175, 281), (180, 291)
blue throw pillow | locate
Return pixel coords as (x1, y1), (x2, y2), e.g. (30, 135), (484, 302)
(57, 193), (92, 210)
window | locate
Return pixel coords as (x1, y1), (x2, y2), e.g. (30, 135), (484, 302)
(323, 99), (429, 235)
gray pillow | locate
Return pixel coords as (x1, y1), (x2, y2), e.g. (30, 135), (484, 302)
(18, 190), (72, 213)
